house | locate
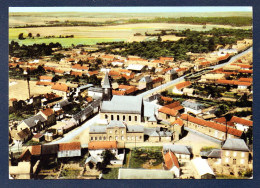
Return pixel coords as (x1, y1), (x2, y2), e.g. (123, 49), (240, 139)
(200, 74), (226, 83)
(51, 83), (69, 99)
(200, 149), (222, 167)
(191, 158), (215, 179)
(126, 64), (146, 73)
(182, 99), (204, 115)
(171, 118), (185, 141)
(88, 141), (125, 164)
(118, 168), (174, 179)
(37, 108), (56, 126)
(12, 128), (31, 144)
(163, 144), (191, 162)
(139, 76), (153, 90)
(158, 107), (178, 122)
(32, 133), (44, 142)
(58, 142), (81, 158)
(113, 85), (138, 96)
(17, 114), (47, 133)
(41, 144), (59, 158)
(230, 116), (253, 132)
(71, 105), (94, 125)
(180, 114), (243, 141)
(30, 145), (41, 156)
(172, 81), (191, 95)
(53, 99), (71, 112)
(165, 69), (178, 82)
(163, 151), (180, 178)
(88, 87), (103, 99)
(221, 138), (250, 167)
(152, 77), (164, 88)
(39, 76), (53, 82)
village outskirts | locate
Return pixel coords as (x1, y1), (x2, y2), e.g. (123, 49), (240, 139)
(9, 33), (253, 179)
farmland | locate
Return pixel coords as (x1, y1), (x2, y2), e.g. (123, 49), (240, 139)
(9, 23), (252, 47)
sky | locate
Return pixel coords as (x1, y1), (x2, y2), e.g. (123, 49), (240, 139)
(9, 6), (252, 13)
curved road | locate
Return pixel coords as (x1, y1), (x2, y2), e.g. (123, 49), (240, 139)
(45, 46), (252, 145)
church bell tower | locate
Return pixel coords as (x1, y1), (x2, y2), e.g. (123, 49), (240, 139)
(102, 72), (112, 101)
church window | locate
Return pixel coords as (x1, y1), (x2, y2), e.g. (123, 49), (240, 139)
(135, 116), (137, 121)
(111, 115), (114, 120)
(129, 116), (132, 121)
(117, 115), (120, 121)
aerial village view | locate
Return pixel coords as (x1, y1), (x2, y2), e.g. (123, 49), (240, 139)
(8, 7), (253, 179)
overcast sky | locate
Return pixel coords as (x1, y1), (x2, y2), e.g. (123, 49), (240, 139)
(9, 6), (252, 13)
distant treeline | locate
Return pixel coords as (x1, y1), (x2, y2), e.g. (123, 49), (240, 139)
(10, 16), (252, 28)
(95, 28), (252, 61)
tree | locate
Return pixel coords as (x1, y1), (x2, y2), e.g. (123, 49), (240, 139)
(18, 33), (24, 40)
(36, 33), (40, 37)
(28, 33), (32, 38)
(96, 150), (116, 172)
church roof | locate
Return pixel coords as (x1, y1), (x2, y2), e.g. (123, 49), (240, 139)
(102, 72), (111, 89)
(107, 121), (126, 128)
(101, 96), (143, 114)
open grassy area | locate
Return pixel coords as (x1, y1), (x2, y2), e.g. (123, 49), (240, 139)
(102, 168), (119, 179)
(128, 147), (163, 169)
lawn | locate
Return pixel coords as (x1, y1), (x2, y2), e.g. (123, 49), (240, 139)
(102, 168), (119, 179)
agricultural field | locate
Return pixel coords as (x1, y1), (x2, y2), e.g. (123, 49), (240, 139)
(9, 23), (252, 47)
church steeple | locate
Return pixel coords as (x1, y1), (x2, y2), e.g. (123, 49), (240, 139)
(102, 72), (112, 101)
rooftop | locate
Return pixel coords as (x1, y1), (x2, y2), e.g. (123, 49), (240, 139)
(222, 138), (249, 152)
(88, 141), (117, 150)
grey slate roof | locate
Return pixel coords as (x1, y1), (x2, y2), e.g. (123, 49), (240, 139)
(89, 125), (107, 133)
(58, 99), (71, 108)
(159, 131), (172, 137)
(22, 114), (46, 128)
(90, 99), (101, 108)
(139, 76), (152, 83)
(88, 87), (103, 93)
(101, 95), (143, 114)
(144, 127), (160, 136)
(85, 156), (98, 164)
(78, 84), (93, 90)
(143, 101), (156, 119)
(72, 106), (94, 121)
(148, 115), (157, 122)
(107, 121), (126, 128)
(127, 125), (144, 133)
(182, 100), (204, 111)
(168, 69), (177, 75)
(163, 144), (191, 155)
(208, 149), (221, 158)
(102, 72), (111, 89)
(222, 138), (249, 152)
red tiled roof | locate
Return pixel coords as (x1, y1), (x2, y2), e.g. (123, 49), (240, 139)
(239, 70), (253, 74)
(236, 81), (251, 86)
(164, 151), (179, 170)
(112, 90), (126, 95)
(51, 83), (69, 92)
(10, 98), (17, 102)
(218, 54), (230, 61)
(31, 145), (41, 155)
(86, 97), (93, 102)
(161, 96), (173, 102)
(175, 81), (191, 90)
(160, 57), (174, 61)
(128, 57), (148, 62)
(237, 64), (252, 69)
(152, 77), (164, 83)
(238, 77), (253, 83)
(152, 60), (164, 64)
(118, 85), (137, 94)
(119, 69), (132, 73)
(41, 108), (54, 117)
(180, 114), (243, 137)
(72, 64), (89, 70)
(59, 142), (81, 151)
(102, 55), (114, 59)
(200, 61), (211, 66)
(212, 117), (235, 127)
(230, 116), (253, 127)
(54, 69), (65, 74)
(172, 118), (184, 127)
(165, 101), (181, 109)
(176, 68), (187, 73)
(88, 71), (99, 76)
(109, 70), (120, 76)
(36, 81), (54, 86)
(44, 67), (55, 71)
(159, 107), (178, 116)
(88, 141), (117, 150)
(71, 71), (83, 77)
(43, 93), (60, 100)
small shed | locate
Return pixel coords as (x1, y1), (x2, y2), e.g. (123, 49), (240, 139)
(191, 158), (215, 179)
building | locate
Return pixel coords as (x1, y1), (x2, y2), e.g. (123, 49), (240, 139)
(180, 114), (243, 141)
(9, 162), (31, 179)
(100, 96), (144, 125)
(37, 108), (56, 126)
(172, 81), (191, 95)
(58, 142), (81, 158)
(163, 144), (191, 162)
(171, 118), (185, 141)
(17, 114), (47, 133)
(230, 116), (253, 132)
(51, 83), (69, 99)
(89, 121), (144, 143)
(221, 138), (250, 167)
(182, 100), (205, 115)
(163, 151), (180, 178)
(158, 107), (178, 122)
(191, 158), (216, 179)
(139, 76), (153, 90)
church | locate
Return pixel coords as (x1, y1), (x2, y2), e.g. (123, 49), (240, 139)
(100, 72), (156, 126)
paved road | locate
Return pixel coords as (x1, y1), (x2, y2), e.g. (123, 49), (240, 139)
(46, 114), (100, 145)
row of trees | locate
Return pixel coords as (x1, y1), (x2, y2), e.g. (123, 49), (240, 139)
(9, 41), (62, 58)
(18, 32), (40, 40)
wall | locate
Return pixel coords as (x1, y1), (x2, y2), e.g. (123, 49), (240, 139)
(100, 112), (142, 125)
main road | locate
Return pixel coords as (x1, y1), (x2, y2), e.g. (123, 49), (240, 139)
(44, 46), (252, 145)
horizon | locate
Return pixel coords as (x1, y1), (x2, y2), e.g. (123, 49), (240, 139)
(9, 6), (252, 13)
